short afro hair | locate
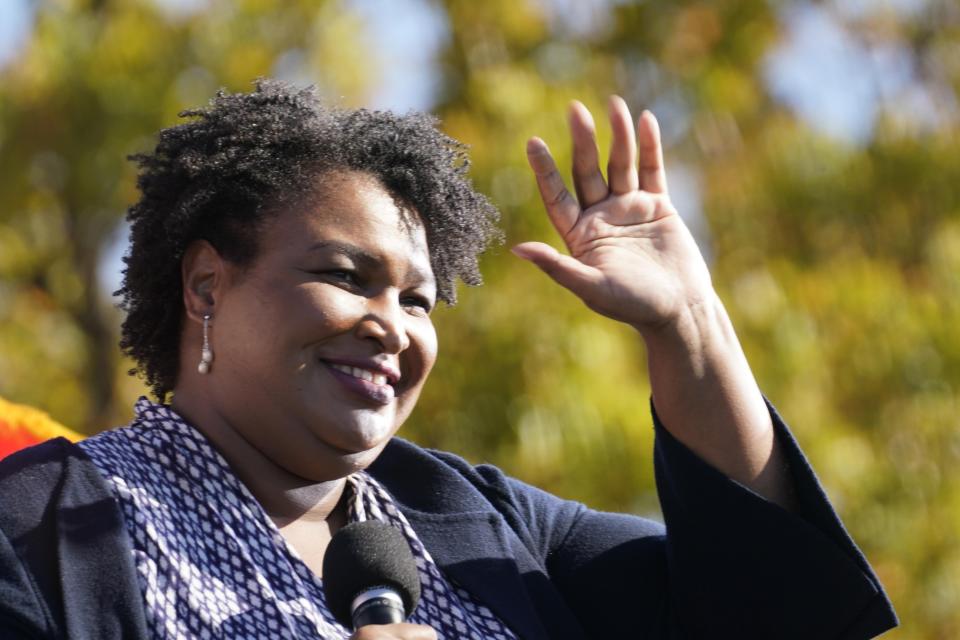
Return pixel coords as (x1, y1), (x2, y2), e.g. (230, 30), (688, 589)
(119, 79), (501, 399)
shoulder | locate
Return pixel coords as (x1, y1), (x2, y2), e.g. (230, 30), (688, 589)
(370, 438), (664, 560)
(0, 436), (119, 539)
(0, 438), (119, 637)
(0, 437), (149, 639)
(371, 436), (571, 516)
(0, 438), (88, 513)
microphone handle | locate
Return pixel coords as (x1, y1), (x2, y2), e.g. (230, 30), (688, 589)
(351, 587), (407, 628)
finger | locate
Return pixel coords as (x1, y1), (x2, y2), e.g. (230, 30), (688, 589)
(526, 137), (580, 237)
(568, 101), (608, 208)
(606, 95), (639, 195)
(638, 110), (668, 194)
(349, 623), (437, 639)
(512, 242), (603, 297)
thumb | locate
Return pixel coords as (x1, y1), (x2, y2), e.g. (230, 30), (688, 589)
(512, 242), (602, 298)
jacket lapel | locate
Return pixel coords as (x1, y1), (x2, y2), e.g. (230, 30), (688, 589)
(369, 438), (587, 640)
(402, 509), (553, 640)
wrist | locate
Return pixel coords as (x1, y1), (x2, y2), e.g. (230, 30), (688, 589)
(635, 291), (733, 365)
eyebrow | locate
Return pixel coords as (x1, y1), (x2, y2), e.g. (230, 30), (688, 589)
(308, 241), (379, 268)
(307, 241), (436, 289)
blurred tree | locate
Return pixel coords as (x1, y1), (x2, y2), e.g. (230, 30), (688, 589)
(1, 0), (958, 637)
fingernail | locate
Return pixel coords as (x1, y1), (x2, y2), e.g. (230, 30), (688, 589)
(526, 137), (548, 154)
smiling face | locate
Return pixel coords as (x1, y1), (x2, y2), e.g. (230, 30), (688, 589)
(182, 171), (438, 481)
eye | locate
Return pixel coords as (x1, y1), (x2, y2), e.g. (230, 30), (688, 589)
(327, 269), (357, 284)
(314, 269), (361, 286)
(401, 293), (434, 314)
(304, 268), (365, 290)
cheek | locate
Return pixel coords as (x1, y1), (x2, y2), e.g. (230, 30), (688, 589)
(409, 319), (439, 384)
(393, 321), (437, 425)
(267, 281), (359, 336)
(218, 283), (356, 364)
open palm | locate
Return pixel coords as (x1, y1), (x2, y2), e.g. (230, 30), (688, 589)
(515, 97), (714, 332)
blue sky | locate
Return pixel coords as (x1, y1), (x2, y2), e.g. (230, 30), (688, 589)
(0, 0), (32, 69)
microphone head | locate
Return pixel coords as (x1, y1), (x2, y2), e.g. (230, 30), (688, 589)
(322, 520), (421, 628)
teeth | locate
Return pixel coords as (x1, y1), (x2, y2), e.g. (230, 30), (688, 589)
(330, 363), (390, 386)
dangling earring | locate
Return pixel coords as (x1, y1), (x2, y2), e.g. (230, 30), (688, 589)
(198, 314), (213, 374)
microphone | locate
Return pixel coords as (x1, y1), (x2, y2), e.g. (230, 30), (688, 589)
(322, 520), (421, 629)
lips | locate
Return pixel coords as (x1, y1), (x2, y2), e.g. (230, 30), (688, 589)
(320, 358), (399, 405)
(328, 363), (390, 386)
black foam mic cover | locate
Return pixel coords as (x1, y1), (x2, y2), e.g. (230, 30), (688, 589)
(322, 520), (421, 629)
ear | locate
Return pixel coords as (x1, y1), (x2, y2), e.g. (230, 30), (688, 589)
(182, 240), (227, 324)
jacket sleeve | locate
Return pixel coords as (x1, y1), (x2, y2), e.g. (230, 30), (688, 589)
(0, 440), (67, 639)
(0, 528), (48, 638)
(0, 437), (149, 640)
(519, 400), (897, 639)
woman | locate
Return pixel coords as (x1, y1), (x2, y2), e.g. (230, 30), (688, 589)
(0, 81), (896, 639)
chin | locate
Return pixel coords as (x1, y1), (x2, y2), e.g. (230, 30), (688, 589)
(346, 427), (394, 454)
(339, 445), (390, 475)
(324, 411), (398, 455)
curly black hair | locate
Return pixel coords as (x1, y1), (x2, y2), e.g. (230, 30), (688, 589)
(119, 79), (502, 399)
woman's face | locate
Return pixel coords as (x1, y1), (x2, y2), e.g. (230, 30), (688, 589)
(201, 171), (438, 480)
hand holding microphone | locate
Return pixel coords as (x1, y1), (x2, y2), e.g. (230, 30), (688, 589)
(323, 520), (436, 639)
(348, 623), (438, 640)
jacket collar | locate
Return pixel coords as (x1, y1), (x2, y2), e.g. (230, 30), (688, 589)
(369, 438), (587, 640)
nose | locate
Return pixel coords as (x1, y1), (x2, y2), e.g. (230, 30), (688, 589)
(355, 293), (411, 354)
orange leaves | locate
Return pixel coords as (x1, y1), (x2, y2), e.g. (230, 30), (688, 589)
(0, 396), (80, 460)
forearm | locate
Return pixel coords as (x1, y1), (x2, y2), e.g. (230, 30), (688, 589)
(639, 292), (796, 510)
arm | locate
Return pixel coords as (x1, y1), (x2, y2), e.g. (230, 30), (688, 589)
(514, 97), (792, 508)
(533, 412), (896, 640)
(514, 97), (896, 638)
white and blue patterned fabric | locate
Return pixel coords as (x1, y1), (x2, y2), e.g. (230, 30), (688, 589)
(78, 398), (517, 640)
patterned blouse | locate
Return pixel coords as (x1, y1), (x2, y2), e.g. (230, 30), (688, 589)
(78, 398), (518, 639)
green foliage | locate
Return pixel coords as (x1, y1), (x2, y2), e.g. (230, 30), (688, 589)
(1, 0), (957, 637)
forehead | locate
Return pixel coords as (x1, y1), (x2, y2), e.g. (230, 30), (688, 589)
(265, 171), (433, 274)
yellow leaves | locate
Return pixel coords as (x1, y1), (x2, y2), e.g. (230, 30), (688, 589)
(0, 224), (31, 277)
(488, 0), (546, 49)
(662, 5), (722, 75)
(468, 65), (545, 121)
(238, 0), (281, 13)
(223, 43), (275, 88)
(701, 64), (758, 115)
(306, 3), (376, 106)
(449, 0), (546, 53)
(489, 164), (534, 209)
(730, 267), (786, 326)
(0, 289), (93, 431)
(820, 431), (876, 494)
(926, 216), (960, 299)
(730, 16), (776, 63)
(90, 6), (162, 76)
(0, 395), (81, 443)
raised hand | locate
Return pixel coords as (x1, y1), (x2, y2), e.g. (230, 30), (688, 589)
(517, 96), (794, 509)
(514, 96), (713, 334)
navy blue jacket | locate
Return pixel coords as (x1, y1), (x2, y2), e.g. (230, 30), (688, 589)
(0, 405), (896, 639)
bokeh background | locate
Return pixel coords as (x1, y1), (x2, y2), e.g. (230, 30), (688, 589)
(1, 0), (958, 636)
